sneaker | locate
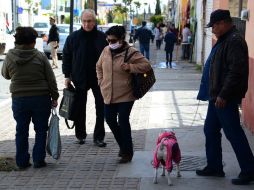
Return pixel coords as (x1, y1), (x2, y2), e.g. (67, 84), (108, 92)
(33, 161), (47, 168)
(196, 166), (225, 177)
(94, 140), (107, 147)
(231, 173), (254, 185)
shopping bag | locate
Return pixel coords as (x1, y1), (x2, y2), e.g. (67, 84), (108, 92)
(46, 108), (61, 160)
(124, 48), (156, 99)
(59, 84), (77, 129)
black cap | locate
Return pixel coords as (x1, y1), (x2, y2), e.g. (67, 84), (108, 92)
(206, 9), (231, 28)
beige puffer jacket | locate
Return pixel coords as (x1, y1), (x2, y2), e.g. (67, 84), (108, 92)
(96, 44), (151, 104)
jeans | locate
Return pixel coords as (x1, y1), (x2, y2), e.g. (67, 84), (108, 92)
(74, 85), (105, 141)
(166, 51), (173, 67)
(139, 43), (150, 60)
(204, 100), (254, 174)
(12, 95), (51, 167)
(182, 43), (190, 59)
(104, 101), (134, 155)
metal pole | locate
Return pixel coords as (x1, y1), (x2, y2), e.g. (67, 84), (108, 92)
(70, 0), (74, 34)
(94, 0), (97, 15)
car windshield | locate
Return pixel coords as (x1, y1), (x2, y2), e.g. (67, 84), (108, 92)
(58, 25), (79, 34)
(34, 23), (48, 28)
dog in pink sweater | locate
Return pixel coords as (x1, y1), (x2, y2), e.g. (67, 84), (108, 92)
(153, 130), (181, 185)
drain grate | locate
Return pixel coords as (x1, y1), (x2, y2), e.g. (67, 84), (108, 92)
(173, 155), (206, 171)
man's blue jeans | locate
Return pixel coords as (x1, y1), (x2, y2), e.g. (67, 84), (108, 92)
(104, 101), (134, 155)
(139, 43), (150, 60)
(204, 100), (254, 174)
(12, 95), (51, 167)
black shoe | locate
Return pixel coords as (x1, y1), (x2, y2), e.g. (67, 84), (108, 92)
(196, 166), (225, 177)
(18, 162), (32, 170)
(94, 140), (107, 147)
(75, 139), (85, 145)
(119, 154), (132, 164)
(232, 173), (254, 185)
(33, 161), (47, 168)
(118, 150), (123, 157)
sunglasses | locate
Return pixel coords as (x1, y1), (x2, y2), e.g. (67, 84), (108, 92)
(107, 38), (118, 44)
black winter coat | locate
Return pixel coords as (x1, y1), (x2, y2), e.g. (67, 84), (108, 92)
(209, 27), (249, 101)
(48, 24), (59, 44)
(62, 27), (108, 89)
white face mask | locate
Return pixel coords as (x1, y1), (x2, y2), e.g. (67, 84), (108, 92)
(109, 42), (122, 50)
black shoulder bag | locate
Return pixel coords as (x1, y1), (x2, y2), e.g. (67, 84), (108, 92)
(124, 48), (156, 99)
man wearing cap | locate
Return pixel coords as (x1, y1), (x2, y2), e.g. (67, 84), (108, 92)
(196, 9), (254, 185)
(48, 17), (59, 68)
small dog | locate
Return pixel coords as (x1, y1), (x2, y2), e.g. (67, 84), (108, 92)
(153, 130), (181, 186)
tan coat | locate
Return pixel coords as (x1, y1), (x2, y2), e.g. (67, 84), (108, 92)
(96, 44), (151, 104)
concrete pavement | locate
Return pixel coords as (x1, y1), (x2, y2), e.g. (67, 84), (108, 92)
(0, 42), (253, 189)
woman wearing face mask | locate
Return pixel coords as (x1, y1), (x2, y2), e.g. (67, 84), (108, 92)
(96, 25), (151, 163)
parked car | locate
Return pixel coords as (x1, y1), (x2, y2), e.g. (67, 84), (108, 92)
(43, 24), (81, 59)
(33, 22), (50, 37)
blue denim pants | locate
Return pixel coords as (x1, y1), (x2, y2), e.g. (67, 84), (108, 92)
(12, 95), (51, 167)
(204, 100), (254, 174)
(139, 43), (150, 60)
(104, 101), (134, 155)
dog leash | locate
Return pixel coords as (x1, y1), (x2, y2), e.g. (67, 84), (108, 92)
(190, 100), (201, 127)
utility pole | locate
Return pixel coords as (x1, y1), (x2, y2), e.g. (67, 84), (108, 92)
(70, 0), (74, 34)
(12, 0), (18, 30)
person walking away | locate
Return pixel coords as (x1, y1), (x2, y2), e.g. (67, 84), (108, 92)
(96, 26), (151, 163)
(62, 9), (108, 147)
(154, 23), (163, 50)
(133, 21), (154, 60)
(47, 17), (59, 68)
(181, 24), (191, 60)
(1, 27), (59, 169)
(164, 27), (177, 68)
(196, 9), (254, 185)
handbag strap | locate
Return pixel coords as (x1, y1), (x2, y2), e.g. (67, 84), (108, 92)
(124, 47), (139, 63)
(65, 119), (75, 129)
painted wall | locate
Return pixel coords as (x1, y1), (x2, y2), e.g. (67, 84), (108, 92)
(213, 0), (228, 9)
(193, 0), (203, 65)
(242, 0), (254, 133)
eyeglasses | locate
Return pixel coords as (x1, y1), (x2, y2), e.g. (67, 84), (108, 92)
(107, 38), (118, 44)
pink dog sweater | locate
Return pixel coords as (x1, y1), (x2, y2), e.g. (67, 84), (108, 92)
(153, 132), (181, 172)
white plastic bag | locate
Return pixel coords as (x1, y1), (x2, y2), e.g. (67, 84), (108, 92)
(46, 108), (61, 160)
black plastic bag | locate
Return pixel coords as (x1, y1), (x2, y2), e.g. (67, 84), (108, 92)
(59, 84), (77, 129)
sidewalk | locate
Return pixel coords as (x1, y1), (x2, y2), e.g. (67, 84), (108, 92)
(0, 42), (253, 189)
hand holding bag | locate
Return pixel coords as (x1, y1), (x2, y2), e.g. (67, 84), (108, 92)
(124, 48), (156, 99)
(46, 108), (61, 160)
(59, 84), (77, 129)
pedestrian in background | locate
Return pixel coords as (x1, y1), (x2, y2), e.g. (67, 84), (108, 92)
(96, 25), (151, 163)
(1, 27), (59, 169)
(134, 21), (154, 60)
(164, 27), (177, 68)
(47, 17), (59, 69)
(181, 24), (192, 60)
(196, 9), (254, 185)
(154, 23), (163, 50)
(62, 9), (108, 147)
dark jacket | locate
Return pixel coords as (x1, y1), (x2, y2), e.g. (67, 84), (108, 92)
(1, 45), (59, 100)
(134, 26), (154, 44)
(48, 24), (59, 44)
(164, 32), (176, 52)
(209, 27), (249, 101)
(62, 27), (108, 90)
